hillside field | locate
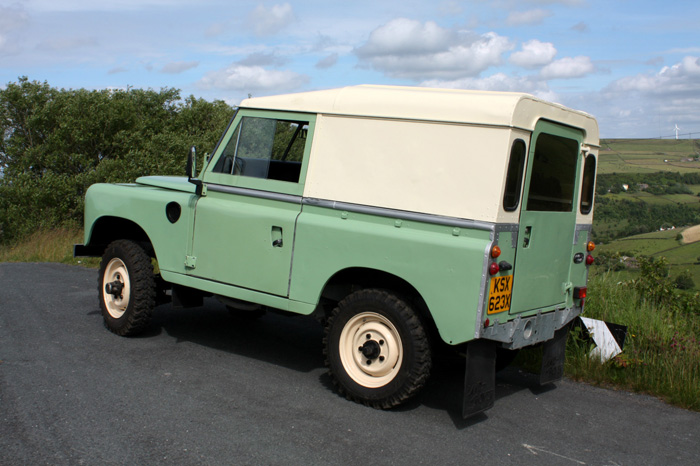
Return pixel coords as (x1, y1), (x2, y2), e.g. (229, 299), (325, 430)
(593, 139), (700, 289)
(595, 224), (700, 290)
(599, 138), (700, 174)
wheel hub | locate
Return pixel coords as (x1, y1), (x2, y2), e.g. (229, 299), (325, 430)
(360, 339), (381, 360)
(105, 280), (124, 298)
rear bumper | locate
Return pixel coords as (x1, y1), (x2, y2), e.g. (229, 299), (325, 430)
(479, 304), (581, 349)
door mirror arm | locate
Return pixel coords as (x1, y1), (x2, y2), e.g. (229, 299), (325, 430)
(186, 146), (204, 195)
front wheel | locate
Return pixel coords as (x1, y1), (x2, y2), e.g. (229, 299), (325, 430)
(98, 240), (156, 336)
(324, 289), (432, 409)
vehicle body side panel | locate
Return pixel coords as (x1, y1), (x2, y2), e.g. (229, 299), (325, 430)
(289, 204), (492, 345)
(83, 182), (196, 275)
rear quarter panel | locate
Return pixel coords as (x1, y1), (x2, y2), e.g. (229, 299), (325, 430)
(290, 205), (492, 345)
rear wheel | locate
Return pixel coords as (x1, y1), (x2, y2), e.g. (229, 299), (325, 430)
(98, 240), (155, 336)
(324, 289), (432, 409)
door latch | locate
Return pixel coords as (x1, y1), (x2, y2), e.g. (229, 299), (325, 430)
(271, 226), (283, 248)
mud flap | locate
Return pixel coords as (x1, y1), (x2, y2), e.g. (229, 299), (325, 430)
(539, 323), (571, 385)
(462, 339), (496, 419)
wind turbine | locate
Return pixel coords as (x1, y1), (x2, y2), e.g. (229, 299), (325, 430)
(674, 124), (680, 139)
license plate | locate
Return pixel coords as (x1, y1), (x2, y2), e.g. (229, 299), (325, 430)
(488, 275), (513, 314)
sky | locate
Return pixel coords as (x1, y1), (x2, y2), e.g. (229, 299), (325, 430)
(0, 0), (699, 138)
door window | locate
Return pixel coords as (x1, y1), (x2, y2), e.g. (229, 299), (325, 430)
(212, 116), (309, 183)
(580, 154), (596, 214)
(526, 133), (579, 212)
(503, 139), (527, 211)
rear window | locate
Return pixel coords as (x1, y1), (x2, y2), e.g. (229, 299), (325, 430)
(580, 154), (596, 214)
(526, 133), (579, 212)
(503, 139), (527, 211)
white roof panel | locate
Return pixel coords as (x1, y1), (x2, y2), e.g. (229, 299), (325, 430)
(240, 85), (599, 145)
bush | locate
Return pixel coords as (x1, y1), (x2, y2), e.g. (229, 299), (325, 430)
(0, 77), (235, 244)
(674, 270), (696, 290)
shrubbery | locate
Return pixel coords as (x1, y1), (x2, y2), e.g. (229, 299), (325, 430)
(0, 77), (234, 244)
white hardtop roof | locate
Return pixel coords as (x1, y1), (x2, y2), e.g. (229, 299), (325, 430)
(240, 85), (599, 145)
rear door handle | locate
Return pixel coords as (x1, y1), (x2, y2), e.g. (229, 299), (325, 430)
(523, 226), (532, 248)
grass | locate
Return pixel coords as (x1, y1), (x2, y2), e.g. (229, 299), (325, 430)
(564, 274), (700, 411)
(0, 228), (99, 267)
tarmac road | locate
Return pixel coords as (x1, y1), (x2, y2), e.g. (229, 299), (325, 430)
(1, 262), (698, 465)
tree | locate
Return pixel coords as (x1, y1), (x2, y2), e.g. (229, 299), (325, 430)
(0, 78), (234, 244)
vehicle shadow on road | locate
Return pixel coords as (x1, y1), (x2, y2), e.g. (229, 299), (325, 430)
(147, 299), (325, 373)
(128, 299), (555, 427)
(401, 350), (559, 428)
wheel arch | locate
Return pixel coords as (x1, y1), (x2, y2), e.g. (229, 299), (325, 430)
(86, 216), (155, 258)
(316, 267), (437, 335)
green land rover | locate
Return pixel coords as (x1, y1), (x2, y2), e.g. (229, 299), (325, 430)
(75, 85), (599, 418)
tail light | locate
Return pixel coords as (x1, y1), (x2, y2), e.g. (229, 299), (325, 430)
(587, 241), (596, 252)
(489, 262), (500, 275)
(491, 245), (501, 258)
(586, 254), (594, 265)
(574, 286), (587, 299)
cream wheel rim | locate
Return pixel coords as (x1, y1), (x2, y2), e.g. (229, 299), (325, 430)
(339, 312), (403, 388)
(103, 258), (130, 319)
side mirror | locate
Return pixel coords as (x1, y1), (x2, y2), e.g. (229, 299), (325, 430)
(186, 146), (204, 195)
(186, 146), (197, 180)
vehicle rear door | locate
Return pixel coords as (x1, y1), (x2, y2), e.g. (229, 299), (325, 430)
(509, 120), (583, 314)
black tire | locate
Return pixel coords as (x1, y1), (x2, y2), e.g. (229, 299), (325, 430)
(98, 240), (156, 336)
(323, 289), (432, 409)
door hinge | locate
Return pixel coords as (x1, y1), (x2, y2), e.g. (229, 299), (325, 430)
(185, 255), (197, 269)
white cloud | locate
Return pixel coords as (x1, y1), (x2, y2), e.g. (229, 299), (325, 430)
(0, 4), (29, 31)
(205, 22), (225, 38)
(20, 0), (203, 12)
(439, 1), (463, 15)
(509, 40), (556, 68)
(421, 73), (558, 102)
(315, 53), (338, 69)
(237, 52), (287, 67)
(38, 36), (98, 51)
(356, 18), (455, 57)
(540, 56), (594, 79)
(606, 56), (700, 96)
(506, 9), (552, 26)
(197, 63), (309, 93)
(575, 57), (700, 138)
(247, 3), (295, 37)
(160, 60), (199, 74)
(525, 0), (584, 5)
(0, 3), (29, 54)
(355, 18), (513, 80)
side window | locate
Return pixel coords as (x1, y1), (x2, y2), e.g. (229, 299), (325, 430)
(580, 154), (596, 214)
(503, 139), (527, 211)
(526, 133), (578, 212)
(212, 116), (309, 183)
